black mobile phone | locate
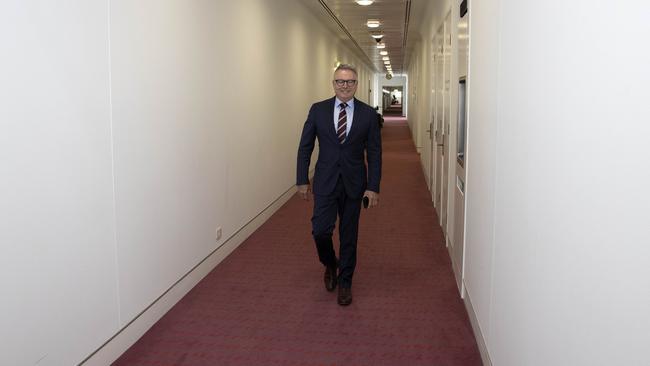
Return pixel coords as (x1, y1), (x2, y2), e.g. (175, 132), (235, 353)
(362, 196), (369, 208)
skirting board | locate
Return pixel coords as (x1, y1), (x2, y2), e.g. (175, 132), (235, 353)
(463, 281), (493, 366)
(447, 244), (464, 296)
(80, 185), (298, 366)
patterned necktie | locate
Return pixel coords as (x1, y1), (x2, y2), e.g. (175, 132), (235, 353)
(337, 102), (348, 144)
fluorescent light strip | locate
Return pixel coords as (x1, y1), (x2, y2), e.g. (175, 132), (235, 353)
(367, 19), (381, 28)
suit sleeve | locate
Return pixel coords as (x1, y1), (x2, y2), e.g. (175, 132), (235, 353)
(296, 105), (316, 185)
(366, 110), (382, 193)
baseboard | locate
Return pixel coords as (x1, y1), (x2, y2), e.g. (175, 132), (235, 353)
(462, 282), (493, 366)
(80, 186), (297, 366)
(447, 244), (463, 295)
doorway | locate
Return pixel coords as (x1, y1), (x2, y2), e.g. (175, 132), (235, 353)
(383, 86), (403, 116)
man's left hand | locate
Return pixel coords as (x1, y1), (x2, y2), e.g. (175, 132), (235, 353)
(363, 191), (379, 208)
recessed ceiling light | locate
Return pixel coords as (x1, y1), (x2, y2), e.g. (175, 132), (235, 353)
(370, 31), (384, 39)
(366, 19), (381, 28)
(356, 0), (374, 5)
(382, 56), (390, 61)
(376, 42), (386, 49)
(384, 61), (391, 65)
(379, 51), (388, 56)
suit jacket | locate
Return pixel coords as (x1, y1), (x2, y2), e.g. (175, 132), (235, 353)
(297, 97), (382, 198)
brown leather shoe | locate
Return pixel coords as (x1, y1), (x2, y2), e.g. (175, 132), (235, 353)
(324, 266), (337, 292)
(337, 287), (352, 306)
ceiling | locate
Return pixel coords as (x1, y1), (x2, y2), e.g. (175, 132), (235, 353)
(299, 0), (425, 75)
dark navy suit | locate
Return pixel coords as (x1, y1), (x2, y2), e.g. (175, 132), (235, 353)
(297, 97), (382, 288)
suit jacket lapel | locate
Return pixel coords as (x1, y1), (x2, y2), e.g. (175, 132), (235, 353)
(326, 97), (337, 139)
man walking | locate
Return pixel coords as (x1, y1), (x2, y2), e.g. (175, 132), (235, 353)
(296, 64), (382, 306)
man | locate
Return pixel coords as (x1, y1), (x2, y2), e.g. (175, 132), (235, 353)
(296, 64), (382, 306)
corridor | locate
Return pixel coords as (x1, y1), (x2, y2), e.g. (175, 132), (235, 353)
(113, 117), (481, 365)
(5, 0), (649, 364)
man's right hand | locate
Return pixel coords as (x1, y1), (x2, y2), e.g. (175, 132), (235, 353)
(297, 184), (311, 201)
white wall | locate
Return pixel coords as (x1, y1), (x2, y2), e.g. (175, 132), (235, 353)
(0, 1), (375, 364)
(0, 2), (118, 366)
(465, 0), (650, 365)
(463, 0), (500, 359)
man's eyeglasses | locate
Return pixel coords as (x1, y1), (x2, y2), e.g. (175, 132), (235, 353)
(334, 79), (358, 87)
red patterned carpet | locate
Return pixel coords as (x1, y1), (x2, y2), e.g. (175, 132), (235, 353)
(113, 116), (481, 365)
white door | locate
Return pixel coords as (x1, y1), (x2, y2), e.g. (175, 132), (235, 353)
(428, 36), (437, 198)
(433, 28), (444, 212)
(440, 12), (452, 234)
(419, 61), (433, 190)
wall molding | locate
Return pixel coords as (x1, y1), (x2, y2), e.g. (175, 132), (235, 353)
(463, 282), (493, 366)
(80, 186), (297, 366)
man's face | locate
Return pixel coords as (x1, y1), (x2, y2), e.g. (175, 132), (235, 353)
(332, 69), (358, 102)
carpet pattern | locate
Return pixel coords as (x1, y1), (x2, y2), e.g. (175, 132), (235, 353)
(113, 116), (482, 366)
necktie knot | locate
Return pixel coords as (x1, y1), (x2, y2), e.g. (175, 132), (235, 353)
(340, 102), (348, 109)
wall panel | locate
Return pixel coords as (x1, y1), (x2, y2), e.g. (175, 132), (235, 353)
(0, 1), (118, 365)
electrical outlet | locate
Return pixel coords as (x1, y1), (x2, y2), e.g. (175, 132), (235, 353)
(216, 227), (222, 241)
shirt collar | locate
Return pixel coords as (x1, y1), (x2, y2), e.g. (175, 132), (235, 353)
(335, 98), (354, 109)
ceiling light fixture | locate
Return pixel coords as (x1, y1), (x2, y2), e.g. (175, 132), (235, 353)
(370, 31), (384, 39)
(356, 0), (374, 5)
(366, 19), (381, 28)
(376, 42), (386, 49)
(382, 56), (390, 61)
(379, 51), (388, 56)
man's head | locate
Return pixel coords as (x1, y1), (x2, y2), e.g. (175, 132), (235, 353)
(332, 64), (358, 102)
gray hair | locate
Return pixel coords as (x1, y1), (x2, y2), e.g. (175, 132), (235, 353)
(334, 64), (358, 76)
